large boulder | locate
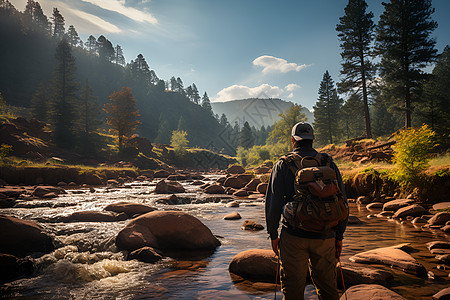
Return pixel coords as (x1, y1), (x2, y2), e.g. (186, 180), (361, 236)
(116, 211), (221, 253)
(104, 202), (157, 218)
(428, 212), (450, 226)
(0, 214), (54, 256)
(382, 199), (415, 212)
(393, 204), (427, 219)
(204, 184), (225, 194)
(226, 165), (245, 175)
(228, 249), (277, 282)
(338, 263), (394, 287)
(57, 211), (127, 222)
(154, 180), (185, 194)
(340, 284), (406, 300)
(433, 288), (450, 300)
(0, 253), (34, 283)
(244, 179), (261, 191)
(256, 183), (268, 195)
(223, 174), (253, 189)
(32, 186), (66, 198)
(349, 244), (426, 276)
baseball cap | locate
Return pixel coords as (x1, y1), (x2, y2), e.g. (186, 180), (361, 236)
(291, 122), (314, 141)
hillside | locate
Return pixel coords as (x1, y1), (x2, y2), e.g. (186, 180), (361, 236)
(0, 3), (230, 154)
(211, 98), (314, 128)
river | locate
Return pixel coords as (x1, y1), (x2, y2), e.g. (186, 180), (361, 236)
(1, 176), (449, 299)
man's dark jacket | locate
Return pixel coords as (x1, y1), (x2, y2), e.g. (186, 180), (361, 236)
(265, 146), (348, 241)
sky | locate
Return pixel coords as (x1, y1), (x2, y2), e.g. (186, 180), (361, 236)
(10, 0), (450, 111)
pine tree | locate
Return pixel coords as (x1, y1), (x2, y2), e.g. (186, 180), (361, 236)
(313, 71), (343, 145)
(170, 76), (177, 91)
(185, 85), (193, 101)
(191, 83), (200, 104)
(31, 81), (51, 122)
(416, 45), (450, 143)
(219, 113), (229, 127)
(97, 35), (115, 62)
(267, 103), (306, 145)
(336, 0), (375, 138)
(79, 78), (100, 136)
(51, 39), (79, 148)
(51, 8), (65, 39)
(340, 93), (365, 139)
(239, 121), (254, 149)
(176, 77), (185, 95)
(24, 0), (49, 32)
(375, 0), (438, 128)
(114, 45), (125, 66)
(201, 92), (213, 115)
(66, 25), (80, 47)
(104, 87), (140, 151)
(85, 35), (97, 54)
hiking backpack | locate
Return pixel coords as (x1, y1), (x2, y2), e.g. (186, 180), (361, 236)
(280, 152), (349, 233)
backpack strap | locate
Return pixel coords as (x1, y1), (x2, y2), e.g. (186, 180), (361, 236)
(280, 153), (302, 175)
(314, 152), (332, 167)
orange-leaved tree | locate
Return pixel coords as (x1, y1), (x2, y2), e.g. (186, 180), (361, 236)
(104, 87), (140, 151)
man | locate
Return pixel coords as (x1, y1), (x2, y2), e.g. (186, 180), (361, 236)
(265, 122), (347, 300)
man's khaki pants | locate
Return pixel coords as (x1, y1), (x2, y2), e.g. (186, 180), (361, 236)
(279, 231), (338, 300)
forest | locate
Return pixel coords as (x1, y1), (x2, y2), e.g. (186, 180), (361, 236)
(0, 0), (449, 168)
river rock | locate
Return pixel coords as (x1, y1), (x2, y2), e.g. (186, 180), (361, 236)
(226, 201), (239, 208)
(254, 166), (271, 174)
(167, 174), (188, 181)
(393, 204), (427, 219)
(216, 177), (226, 185)
(228, 249), (277, 282)
(154, 170), (172, 178)
(226, 165), (245, 175)
(433, 287), (450, 300)
(433, 202), (450, 211)
(32, 186), (66, 198)
(128, 246), (163, 263)
(357, 196), (371, 204)
(244, 179), (261, 191)
(115, 210), (221, 253)
(338, 263), (394, 287)
(430, 249), (450, 255)
(0, 214), (54, 256)
(233, 189), (249, 197)
(427, 241), (450, 251)
(104, 202), (157, 218)
(340, 284), (406, 300)
(154, 180), (185, 194)
(377, 211), (394, 218)
(0, 253), (34, 283)
(348, 215), (362, 224)
(223, 212), (241, 220)
(192, 180), (204, 185)
(441, 225), (450, 233)
(382, 199), (415, 212)
(256, 183), (268, 195)
(428, 212), (450, 226)
(349, 244), (426, 276)
(57, 211), (127, 222)
(0, 187), (26, 198)
(204, 184), (225, 194)
(226, 188), (236, 195)
(241, 220), (264, 231)
(411, 217), (427, 224)
(366, 202), (383, 209)
(435, 254), (450, 265)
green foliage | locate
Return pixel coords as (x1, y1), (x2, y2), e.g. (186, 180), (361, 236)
(340, 94), (365, 139)
(392, 124), (437, 184)
(239, 121), (254, 149)
(268, 103), (306, 146)
(0, 144), (13, 158)
(170, 130), (189, 155)
(235, 142), (289, 167)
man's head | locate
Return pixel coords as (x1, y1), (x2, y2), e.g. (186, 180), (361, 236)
(291, 122), (314, 148)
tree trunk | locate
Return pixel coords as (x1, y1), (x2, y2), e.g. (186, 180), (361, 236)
(360, 54), (372, 138)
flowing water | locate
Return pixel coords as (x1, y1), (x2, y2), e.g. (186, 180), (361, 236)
(1, 176), (449, 299)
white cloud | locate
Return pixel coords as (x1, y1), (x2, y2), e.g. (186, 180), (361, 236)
(285, 83), (301, 92)
(253, 55), (309, 74)
(213, 84), (283, 103)
(81, 0), (158, 24)
(287, 93), (294, 98)
(69, 8), (122, 33)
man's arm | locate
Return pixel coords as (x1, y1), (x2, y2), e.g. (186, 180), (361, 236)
(265, 160), (287, 242)
(331, 159), (348, 241)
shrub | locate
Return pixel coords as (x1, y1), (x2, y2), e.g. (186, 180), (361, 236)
(170, 130), (189, 155)
(0, 144), (12, 158)
(392, 124), (437, 184)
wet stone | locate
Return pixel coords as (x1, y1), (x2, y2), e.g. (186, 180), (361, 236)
(241, 220), (264, 231)
(223, 212), (241, 220)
